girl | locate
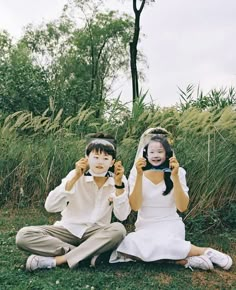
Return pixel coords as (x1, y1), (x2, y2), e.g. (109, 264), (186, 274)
(110, 128), (233, 271)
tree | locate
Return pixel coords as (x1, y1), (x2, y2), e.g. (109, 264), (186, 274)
(0, 30), (12, 63)
(21, 1), (133, 117)
(0, 36), (50, 115)
(130, 0), (155, 103)
(71, 11), (133, 117)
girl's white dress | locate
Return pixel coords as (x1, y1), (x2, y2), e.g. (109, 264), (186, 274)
(110, 167), (191, 263)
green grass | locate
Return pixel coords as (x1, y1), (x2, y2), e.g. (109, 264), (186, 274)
(0, 209), (235, 290)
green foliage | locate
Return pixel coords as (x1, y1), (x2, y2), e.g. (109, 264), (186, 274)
(178, 84), (236, 111)
(0, 1), (134, 117)
(0, 30), (12, 62)
(0, 40), (50, 115)
(0, 100), (236, 225)
(14, 2), (134, 117)
(0, 133), (87, 207)
(185, 202), (236, 234)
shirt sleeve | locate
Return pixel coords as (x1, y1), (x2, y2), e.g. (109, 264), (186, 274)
(111, 176), (131, 221)
(44, 169), (78, 213)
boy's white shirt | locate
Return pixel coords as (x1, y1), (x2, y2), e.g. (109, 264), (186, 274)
(45, 169), (131, 238)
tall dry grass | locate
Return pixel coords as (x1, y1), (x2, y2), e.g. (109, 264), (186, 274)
(0, 103), (235, 224)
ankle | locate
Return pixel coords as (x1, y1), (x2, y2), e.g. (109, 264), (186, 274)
(201, 247), (209, 255)
(176, 259), (187, 266)
(55, 255), (66, 266)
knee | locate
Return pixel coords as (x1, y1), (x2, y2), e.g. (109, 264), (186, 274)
(16, 227), (31, 249)
(111, 222), (127, 241)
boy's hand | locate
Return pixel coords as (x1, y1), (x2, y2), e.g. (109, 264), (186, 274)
(75, 158), (88, 177)
(114, 161), (124, 185)
(136, 158), (146, 175)
(65, 158), (88, 191)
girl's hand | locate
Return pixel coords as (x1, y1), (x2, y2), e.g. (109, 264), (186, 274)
(169, 156), (179, 176)
(114, 161), (124, 184)
(75, 158), (88, 177)
(136, 158), (146, 175)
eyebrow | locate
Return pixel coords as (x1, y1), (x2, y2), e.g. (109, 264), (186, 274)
(93, 152), (110, 156)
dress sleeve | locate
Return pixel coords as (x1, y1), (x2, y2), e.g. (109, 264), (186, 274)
(177, 167), (189, 196)
(128, 167), (137, 196)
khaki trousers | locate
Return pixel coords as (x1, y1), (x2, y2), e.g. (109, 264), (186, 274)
(16, 222), (126, 268)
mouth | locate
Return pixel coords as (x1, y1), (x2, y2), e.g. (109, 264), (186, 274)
(150, 159), (163, 165)
(151, 158), (162, 162)
(96, 166), (104, 169)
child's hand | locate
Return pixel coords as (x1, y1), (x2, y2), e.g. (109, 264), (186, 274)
(75, 158), (88, 177)
(65, 158), (88, 191)
(136, 158), (146, 175)
(169, 156), (179, 176)
(114, 161), (124, 184)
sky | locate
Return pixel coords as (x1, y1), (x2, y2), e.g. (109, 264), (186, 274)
(0, 0), (236, 107)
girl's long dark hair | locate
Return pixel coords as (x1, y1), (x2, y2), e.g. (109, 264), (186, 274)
(143, 135), (173, 195)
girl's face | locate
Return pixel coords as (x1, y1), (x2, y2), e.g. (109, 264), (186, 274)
(147, 141), (166, 166)
(88, 150), (114, 174)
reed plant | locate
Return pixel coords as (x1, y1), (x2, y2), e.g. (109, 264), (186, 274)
(0, 101), (235, 228)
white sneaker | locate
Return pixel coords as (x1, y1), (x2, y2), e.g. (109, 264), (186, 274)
(204, 248), (233, 270)
(185, 255), (214, 271)
(90, 255), (100, 267)
(26, 255), (56, 271)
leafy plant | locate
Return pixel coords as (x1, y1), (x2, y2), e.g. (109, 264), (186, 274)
(178, 85), (236, 111)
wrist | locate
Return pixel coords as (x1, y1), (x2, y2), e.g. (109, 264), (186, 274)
(171, 174), (179, 182)
(114, 178), (122, 186)
(137, 172), (143, 177)
(75, 173), (82, 180)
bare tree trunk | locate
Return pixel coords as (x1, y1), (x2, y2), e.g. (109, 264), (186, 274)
(130, 0), (146, 103)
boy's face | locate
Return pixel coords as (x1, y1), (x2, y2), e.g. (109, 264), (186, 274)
(88, 150), (114, 175)
(147, 141), (166, 166)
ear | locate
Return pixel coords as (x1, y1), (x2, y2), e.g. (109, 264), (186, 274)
(110, 159), (115, 167)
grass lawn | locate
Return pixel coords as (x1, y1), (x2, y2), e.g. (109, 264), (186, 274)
(0, 208), (235, 290)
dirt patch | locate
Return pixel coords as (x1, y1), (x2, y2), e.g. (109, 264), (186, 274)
(192, 272), (219, 289)
(213, 268), (236, 286)
(192, 269), (236, 289)
(154, 273), (172, 285)
(115, 271), (127, 278)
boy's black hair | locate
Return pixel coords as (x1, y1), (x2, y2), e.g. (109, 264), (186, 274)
(144, 135), (173, 196)
(85, 133), (116, 160)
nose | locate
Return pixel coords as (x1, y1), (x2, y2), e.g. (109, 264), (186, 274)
(97, 157), (104, 164)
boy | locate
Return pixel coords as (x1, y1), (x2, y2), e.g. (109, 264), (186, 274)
(16, 134), (130, 271)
